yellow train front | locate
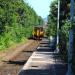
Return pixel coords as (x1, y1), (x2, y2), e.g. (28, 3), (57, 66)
(33, 26), (44, 40)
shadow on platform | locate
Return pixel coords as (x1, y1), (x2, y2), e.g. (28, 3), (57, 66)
(19, 63), (67, 75)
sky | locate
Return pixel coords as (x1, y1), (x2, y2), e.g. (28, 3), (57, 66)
(25, 0), (52, 18)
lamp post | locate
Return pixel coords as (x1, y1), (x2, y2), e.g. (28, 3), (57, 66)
(67, 0), (74, 75)
(56, 0), (60, 53)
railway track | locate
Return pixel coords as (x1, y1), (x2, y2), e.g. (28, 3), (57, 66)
(0, 38), (67, 75)
(18, 38), (67, 75)
(0, 40), (40, 75)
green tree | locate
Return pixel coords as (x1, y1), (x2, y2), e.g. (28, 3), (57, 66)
(0, 0), (44, 50)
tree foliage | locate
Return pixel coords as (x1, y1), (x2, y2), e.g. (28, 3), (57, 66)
(47, 0), (69, 61)
(0, 0), (43, 50)
(47, 0), (58, 37)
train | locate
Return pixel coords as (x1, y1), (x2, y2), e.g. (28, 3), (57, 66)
(32, 26), (44, 40)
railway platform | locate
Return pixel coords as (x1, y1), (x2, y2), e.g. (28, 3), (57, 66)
(18, 38), (67, 75)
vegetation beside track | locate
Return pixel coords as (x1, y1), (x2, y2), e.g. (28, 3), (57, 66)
(0, 0), (43, 50)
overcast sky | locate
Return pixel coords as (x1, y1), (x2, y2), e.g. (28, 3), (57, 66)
(25, 0), (52, 18)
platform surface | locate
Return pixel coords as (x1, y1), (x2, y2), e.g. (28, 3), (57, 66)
(18, 38), (67, 75)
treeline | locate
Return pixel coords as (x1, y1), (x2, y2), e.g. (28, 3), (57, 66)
(47, 0), (72, 60)
(47, 0), (69, 61)
(0, 0), (43, 50)
(47, 0), (75, 74)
